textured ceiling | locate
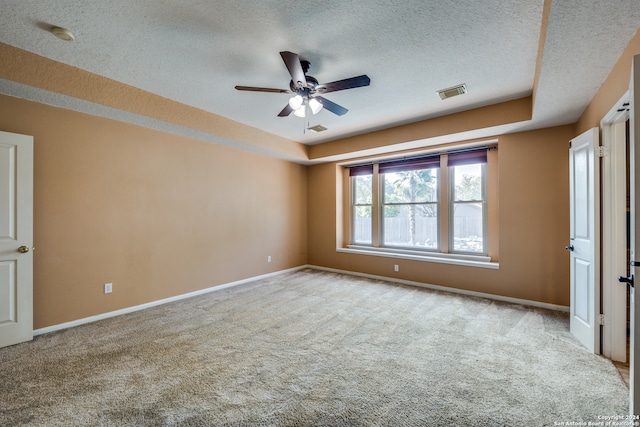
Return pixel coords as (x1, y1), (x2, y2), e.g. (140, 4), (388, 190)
(0, 1), (639, 153)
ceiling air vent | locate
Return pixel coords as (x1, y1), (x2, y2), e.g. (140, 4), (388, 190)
(437, 84), (467, 100)
(307, 125), (327, 133)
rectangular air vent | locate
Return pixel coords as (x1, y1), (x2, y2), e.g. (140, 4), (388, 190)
(307, 125), (327, 133)
(437, 84), (467, 100)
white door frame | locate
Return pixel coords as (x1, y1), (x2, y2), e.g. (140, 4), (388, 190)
(601, 92), (630, 362)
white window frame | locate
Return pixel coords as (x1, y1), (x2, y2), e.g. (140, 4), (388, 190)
(380, 168), (440, 251)
(449, 162), (487, 255)
(346, 150), (492, 264)
(351, 173), (373, 245)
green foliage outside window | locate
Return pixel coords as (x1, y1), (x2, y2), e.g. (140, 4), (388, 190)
(455, 174), (481, 201)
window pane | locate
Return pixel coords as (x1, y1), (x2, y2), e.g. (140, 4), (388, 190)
(354, 206), (372, 244)
(383, 169), (438, 204)
(383, 204), (438, 249)
(452, 202), (483, 252)
(453, 164), (482, 201)
(352, 175), (372, 245)
(353, 175), (372, 204)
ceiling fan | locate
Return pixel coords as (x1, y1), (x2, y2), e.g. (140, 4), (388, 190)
(235, 51), (371, 118)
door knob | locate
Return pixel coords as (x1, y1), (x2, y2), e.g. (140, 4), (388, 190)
(618, 275), (634, 288)
(17, 246), (30, 253)
(565, 245), (574, 251)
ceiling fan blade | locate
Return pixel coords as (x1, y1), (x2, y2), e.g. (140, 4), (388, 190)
(316, 75), (371, 94)
(280, 51), (306, 89)
(315, 96), (348, 116)
(278, 104), (294, 117)
(235, 86), (290, 93)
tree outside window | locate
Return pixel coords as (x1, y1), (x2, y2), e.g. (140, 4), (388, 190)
(451, 163), (485, 253)
(348, 148), (489, 255)
(382, 169), (438, 248)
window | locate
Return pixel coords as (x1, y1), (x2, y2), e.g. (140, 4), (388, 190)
(348, 148), (489, 256)
(451, 162), (485, 253)
(381, 156), (439, 249)
(350, 165), (373, 245)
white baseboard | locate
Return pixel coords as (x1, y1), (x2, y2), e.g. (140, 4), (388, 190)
(33, 265), (308, 336)
(307, 265), (570, 313)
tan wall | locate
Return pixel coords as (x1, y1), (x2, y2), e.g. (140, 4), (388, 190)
(308, 97), (533, 161)
(308, 125), (575, 306)
(0, 94), (307, 329)
(0, 43), (308, 162)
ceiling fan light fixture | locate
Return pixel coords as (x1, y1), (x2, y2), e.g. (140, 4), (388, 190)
(309, 98), (323, 114)
(288, 95), (303, 110)
(293, 105), (306, 117)
(437, 83), (467, 100)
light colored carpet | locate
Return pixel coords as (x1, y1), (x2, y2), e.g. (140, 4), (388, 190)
(0, 269), (629, 426)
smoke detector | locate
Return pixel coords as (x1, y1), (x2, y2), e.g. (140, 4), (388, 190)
(437, 84), (467, 100)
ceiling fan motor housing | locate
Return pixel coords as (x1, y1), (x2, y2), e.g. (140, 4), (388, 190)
(290, 75), (319, 97)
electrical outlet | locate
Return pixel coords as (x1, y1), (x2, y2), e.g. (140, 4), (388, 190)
(267, 256), (272, 263)
(394, 265), (399, 272)
(104, 283), (112, 294)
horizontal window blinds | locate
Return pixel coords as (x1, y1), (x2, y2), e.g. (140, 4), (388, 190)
(447, 149), (487, 166)
(348, 147), (490, 175)
(349, 164), (373, 176)
(378, 156), (440, 174)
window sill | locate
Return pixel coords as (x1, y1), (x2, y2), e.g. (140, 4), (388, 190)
(338, 246), (499, 269)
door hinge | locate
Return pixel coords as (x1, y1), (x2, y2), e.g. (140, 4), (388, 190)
(596, 146), (607, 157)
(599, 313), (606, 326)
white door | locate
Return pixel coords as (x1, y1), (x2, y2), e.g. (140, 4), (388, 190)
(601, 108), (629, 363)
(568, 127), (599, 353)
(0, 131), (33, 348)
(629, 54), (640, 416)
